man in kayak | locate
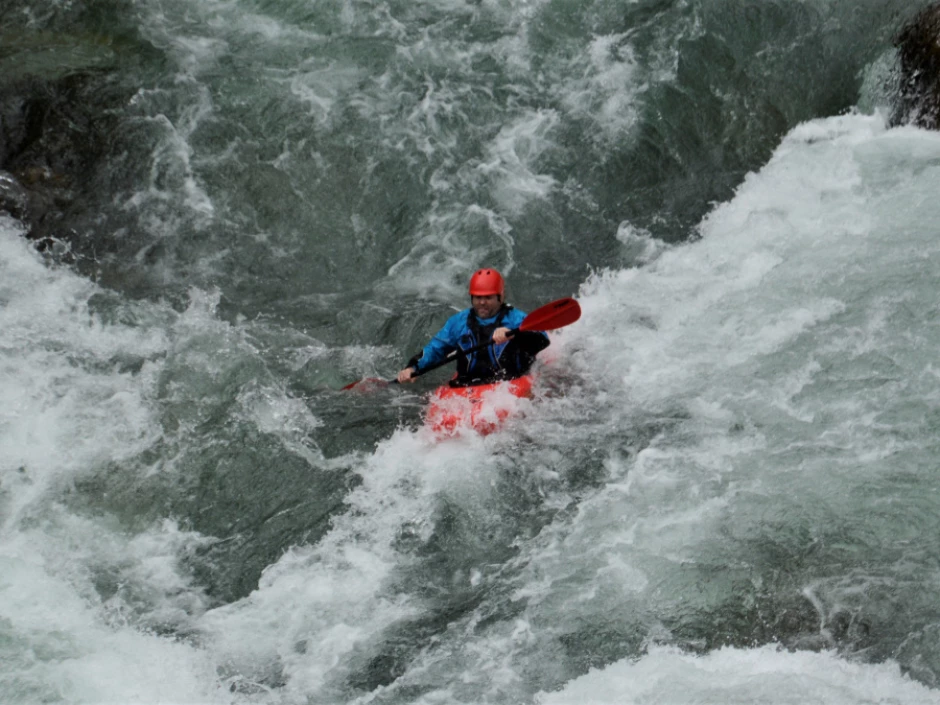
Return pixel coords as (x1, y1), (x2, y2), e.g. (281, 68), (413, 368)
(396, 268), (550, 387)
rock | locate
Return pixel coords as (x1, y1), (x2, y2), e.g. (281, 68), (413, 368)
(0, 170), (29, 220)
(893, 2), (940, 128)
(0, 70), (128, 251)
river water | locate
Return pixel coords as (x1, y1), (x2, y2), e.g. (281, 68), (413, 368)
(3, 0), (940, 703)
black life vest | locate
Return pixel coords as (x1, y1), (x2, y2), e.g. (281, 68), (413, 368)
(455, 305), (511, 384)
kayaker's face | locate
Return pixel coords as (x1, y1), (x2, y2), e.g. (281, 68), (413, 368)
(471, 294), (501, 319)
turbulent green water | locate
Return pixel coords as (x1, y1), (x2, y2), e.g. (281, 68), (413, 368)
(3, 0), (940, 703)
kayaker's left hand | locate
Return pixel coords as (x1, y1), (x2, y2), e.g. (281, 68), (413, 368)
(492, 327), (512, 345)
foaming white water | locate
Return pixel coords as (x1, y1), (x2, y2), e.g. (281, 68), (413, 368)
(1, 515), (222, 704)
(0, 220), (336, 703)
(482, 109), (560, 215)
(316, 114), (940, 702)
(197, 428), (505, 701)
(291, 61), (368, 126)
(576, 113), (940, 414)
(0, 220), (227, 703)
(536, 644), (939, 705)
(559, 32), (641, 145)
(382, 4), (656, 297)
(124, 85), (216, 224)
(5, 76), (940, 705)
(556, 113), (940, 685)
(23, 107), (928, 705)
(0, 218), (165, 528)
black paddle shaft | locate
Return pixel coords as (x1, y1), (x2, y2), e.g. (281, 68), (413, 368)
(342, 297), (581, 390)
(411, 297), (581, 379)
(410, 328), (521, 379)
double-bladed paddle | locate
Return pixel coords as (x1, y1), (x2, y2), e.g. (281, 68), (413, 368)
(341, 296), (581, 391)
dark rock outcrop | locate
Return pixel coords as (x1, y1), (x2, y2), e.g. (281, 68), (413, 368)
(893, 2), (940, 129)
(0, 170), (30, 221)
(0, 70), (130, 256)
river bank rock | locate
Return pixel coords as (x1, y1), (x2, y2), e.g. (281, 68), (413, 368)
(0, 170), (30, 221)
(893, 2), (940, 129)
(0, 67), (131, 258)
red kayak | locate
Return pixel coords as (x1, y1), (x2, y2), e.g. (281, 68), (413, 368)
(425, 376), (535, 436)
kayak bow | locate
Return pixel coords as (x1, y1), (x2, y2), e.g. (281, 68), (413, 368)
(425, 375), (535, 437)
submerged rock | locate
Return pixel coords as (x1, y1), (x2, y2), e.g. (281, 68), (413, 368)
(893, 2), (940, 129)
(0, 30), (119, 84)
(0, 70), (127, 257)
(0, 23), (153, 257)
(0, 170), (29, 221)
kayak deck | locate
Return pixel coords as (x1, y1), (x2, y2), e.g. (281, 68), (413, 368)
(425, 376), (534, 436)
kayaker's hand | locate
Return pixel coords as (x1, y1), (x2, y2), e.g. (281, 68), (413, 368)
(397, 367), (417, 383)
(492, 327), (512, 345)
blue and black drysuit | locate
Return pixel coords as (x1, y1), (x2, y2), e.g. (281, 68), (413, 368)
(408, 304), (550, 387)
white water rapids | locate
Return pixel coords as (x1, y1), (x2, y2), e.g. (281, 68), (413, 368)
(4, 112), (940, 703)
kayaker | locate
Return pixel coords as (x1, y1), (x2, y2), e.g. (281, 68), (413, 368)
(396, 268), (550, 387)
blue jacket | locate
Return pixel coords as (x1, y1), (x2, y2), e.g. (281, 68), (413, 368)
(411, 305), (548, 384)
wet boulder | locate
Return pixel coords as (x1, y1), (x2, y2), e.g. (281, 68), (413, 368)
(0, 72), (116, 249)
(0, 22), (151, 256)
(0, 170), (29, 221)
(893, 2), (940, 129)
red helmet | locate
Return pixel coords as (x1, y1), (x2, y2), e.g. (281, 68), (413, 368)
(468, 268), (504, 298)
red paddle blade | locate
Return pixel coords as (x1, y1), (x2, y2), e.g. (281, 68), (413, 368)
(341, 377), (392, 392)
(519, 297), (581, 332)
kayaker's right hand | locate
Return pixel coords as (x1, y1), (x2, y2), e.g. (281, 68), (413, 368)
(492, 327), (512, 345)
(397, 367), (417, 383)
